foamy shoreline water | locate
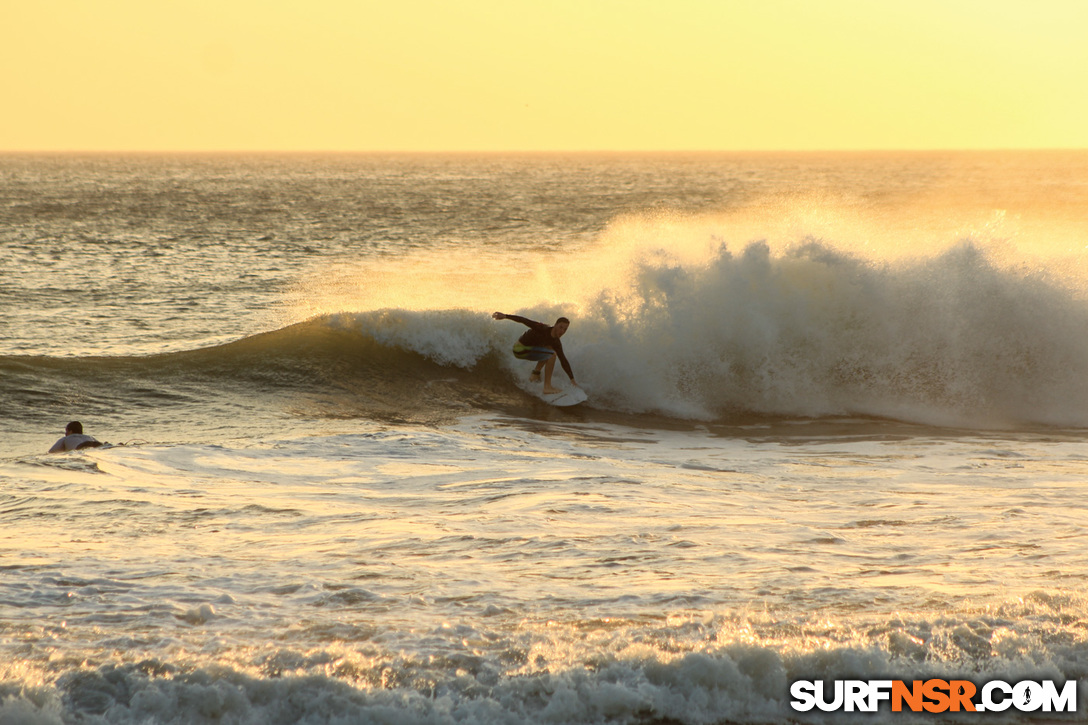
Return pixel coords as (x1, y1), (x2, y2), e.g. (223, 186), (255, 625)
(3, 419), (1087, 723)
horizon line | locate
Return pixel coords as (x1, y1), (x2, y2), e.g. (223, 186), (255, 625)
(2, 147), (1086, 155)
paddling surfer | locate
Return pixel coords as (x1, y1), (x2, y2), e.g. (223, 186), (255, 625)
(492, 312), (577, 394)
(48, 421), (103, 453)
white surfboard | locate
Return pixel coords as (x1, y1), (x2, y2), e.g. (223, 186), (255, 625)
(534, 385), (588, 407)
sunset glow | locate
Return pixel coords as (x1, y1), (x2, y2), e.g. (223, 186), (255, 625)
(4, 0), (1087, 151)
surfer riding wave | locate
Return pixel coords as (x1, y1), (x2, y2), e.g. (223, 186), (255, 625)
(492, 312), (577, 394)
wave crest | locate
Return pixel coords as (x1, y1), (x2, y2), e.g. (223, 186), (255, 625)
(572, 237), (1088, 426)
(8, 235), (1088, 431)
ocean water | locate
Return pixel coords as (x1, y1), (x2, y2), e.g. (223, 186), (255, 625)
(1, 152), (1087, 724)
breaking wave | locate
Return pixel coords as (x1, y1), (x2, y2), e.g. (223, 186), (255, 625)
(8, 237), (1088, 430)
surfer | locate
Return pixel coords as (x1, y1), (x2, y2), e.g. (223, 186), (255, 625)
(492, 312), (577, 394)
(48, 421), (103, 453)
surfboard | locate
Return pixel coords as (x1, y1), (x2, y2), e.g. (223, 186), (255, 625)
(534, 385), (588, 407)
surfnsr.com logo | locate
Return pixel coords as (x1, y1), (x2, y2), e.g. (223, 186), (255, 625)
(790, 679), (1078, 713)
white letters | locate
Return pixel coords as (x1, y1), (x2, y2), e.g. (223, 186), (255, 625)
(981, 681), (1012, 712)
(790, 678), (1077, 713)
(816, 680), (844, 712)
(1041, 680), (1077, 712)
(844, 681), (868, 712)
(1013, 681), (1043, 711)
(790, 681), (816, 712)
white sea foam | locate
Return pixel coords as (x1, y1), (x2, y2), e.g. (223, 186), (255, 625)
(332, 220), (1088, 428)
(3, 601), (1086, 724)
(3, 416), (1087, 723)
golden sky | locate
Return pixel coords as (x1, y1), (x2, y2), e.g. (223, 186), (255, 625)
(3, 0), (1087, 151)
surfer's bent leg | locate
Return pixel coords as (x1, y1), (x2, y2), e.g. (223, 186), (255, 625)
(542, 354), (559, 392)
(513, 343), (555, 384)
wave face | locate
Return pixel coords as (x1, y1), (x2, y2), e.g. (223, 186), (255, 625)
(1, 315), (518, 448)
(8, 236), (1088, 434)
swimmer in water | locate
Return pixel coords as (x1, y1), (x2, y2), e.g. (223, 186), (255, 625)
(49, 421), (103, 453)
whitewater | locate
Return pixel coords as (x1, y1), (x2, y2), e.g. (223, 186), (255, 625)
(1, 152), (1086, 723)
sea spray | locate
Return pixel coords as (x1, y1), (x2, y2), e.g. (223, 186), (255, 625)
(568, 235), (1088, 426)
(318, 229), (1088, 427)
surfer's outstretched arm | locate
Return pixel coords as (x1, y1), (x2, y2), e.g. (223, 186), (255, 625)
(492, 312), (535, 328)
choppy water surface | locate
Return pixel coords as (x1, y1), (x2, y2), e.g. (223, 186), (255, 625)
(2, 152), (1086, 723)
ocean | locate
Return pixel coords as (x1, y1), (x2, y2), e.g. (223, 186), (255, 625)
(1, 151), (1086, 723)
